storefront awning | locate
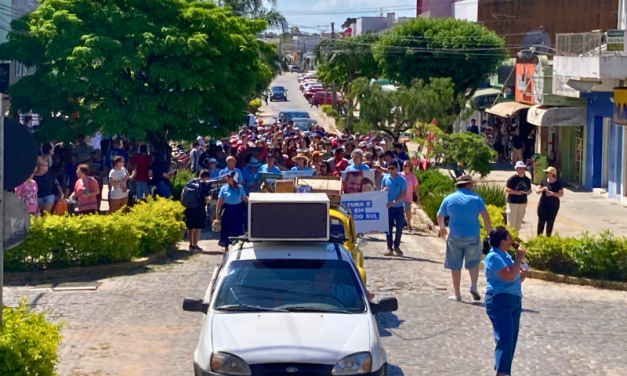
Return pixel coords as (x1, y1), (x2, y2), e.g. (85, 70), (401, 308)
(472, 88), (503, 110)
(485, 102), (531, 118)
(527, 105), (586, 127)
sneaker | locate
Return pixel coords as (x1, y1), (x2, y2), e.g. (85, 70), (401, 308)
(393, 247), (404, 256)
(470, 288), (481, 301)
(383, 249), (394, 256)
(448, 295), (462, 302)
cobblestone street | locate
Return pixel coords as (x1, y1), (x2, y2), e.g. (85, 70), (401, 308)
(6, 227), (627, 375)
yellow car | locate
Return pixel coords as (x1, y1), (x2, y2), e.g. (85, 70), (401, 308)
(330, 204), (367, 285)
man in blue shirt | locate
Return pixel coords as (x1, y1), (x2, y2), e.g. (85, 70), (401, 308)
(437, 175), (492, 302)
(345, 149), (371, 172)
(381, 160), (407, 257)
(257, 154), (282, 175)
(219, 156), (243, 183)
(207, 158), (221, 179)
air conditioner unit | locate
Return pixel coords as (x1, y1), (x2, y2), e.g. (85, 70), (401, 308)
(248, 193), (330, 241)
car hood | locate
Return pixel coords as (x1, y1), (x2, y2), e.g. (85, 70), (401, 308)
(209, 312), (371, 365)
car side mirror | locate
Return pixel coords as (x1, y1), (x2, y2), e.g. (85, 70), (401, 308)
(183, 298), (209, 313)
(370, 297), (398, 314)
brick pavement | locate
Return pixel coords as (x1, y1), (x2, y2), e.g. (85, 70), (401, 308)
(5, 228), (627, 375)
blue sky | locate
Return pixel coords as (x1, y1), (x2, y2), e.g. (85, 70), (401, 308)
(273, 0), (417, 33)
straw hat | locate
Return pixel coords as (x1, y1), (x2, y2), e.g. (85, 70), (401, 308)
(543, 166), (557, 175)
(292, 152), (309, 162)
(455, 175), (474, 186)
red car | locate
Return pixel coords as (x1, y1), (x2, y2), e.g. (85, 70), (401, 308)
(311, 91), (343, 106)
(304, 87), (325, 100)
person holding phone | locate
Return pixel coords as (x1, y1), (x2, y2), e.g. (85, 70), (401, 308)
(484, 226), (527, 376)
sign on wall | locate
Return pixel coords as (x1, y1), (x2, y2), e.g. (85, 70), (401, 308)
(613, 88), (627, 125)
(341, 191), (389, 234)
(607, 30), (625, 52)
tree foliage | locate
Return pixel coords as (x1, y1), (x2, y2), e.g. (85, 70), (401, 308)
(429, 132), (495, 178)
(374, 18), (507, 104)
(0, 0), (275, 143)
(350, 76), (457, 141)
(217, 0), (288, 33)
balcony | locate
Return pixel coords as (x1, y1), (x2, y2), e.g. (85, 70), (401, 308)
(554, 31), (627, 80)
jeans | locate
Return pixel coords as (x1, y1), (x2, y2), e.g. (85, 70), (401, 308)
(537, 204), (559, 236)
(154, 181), (171, 199)
(486, 293), (522, 376)
(506, 202), (527, 232)
(135, 182), (151, 200)
(386, 207), (404, 250)
(444, 235), (482, 270)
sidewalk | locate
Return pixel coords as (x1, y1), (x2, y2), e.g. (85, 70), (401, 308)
(440, 163), (627, 240)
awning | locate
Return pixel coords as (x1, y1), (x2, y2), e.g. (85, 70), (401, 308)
(472, 88), (503, 110)
(485, 102), (531, 118)
(527, 105), (586, 127)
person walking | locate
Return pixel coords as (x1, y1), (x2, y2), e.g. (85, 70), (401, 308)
(505, 161), (532, 232)
(215, 171), (248, 252)
(485, 226), (527, 376)
(129, 144), (151, 200)
(536, 166), (564, 236)
(189, 142), (202, 173)
(346, 149), (370, 172)
(381, 160), (407, 257)
(185, 170), (211, 252)
(510, 128), (525, 163)
(400, 161), (419, 233)
(437, 175), (492, 302)
(108, 156), (132, 214)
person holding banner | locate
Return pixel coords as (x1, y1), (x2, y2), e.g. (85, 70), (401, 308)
(381, 160), (407, 257)
(346, 149), (371, 172)
(291, 152), (311, 171)
(215, 171), (248, 252)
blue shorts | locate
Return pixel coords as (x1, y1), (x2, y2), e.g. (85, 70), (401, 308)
(445, 235), (482, 270)
(38, 194), (55, 206)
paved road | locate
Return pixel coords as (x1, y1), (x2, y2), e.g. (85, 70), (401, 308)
(5, 221), (627, 375)
(260, 72), (337, 132)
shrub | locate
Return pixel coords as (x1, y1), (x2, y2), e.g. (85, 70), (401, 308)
(421, 191), (448, 223)
(321, 104), (339, 118)
(414, 169), (455, 200)
(473, 183), (506, 208)
(172, 169), (196, 200)
(525, 231), (627, 281)
(248, 98), (262, 113)
(480, 204), (519, 242)
(5, 198), (185, 272)
(0, 297), (62, 376)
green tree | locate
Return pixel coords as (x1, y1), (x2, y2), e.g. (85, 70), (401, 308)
(350, 76), (457, 141)
(0, 0), (274, 147)
(429, 132), (496, 178)
(374, 18), (507, 113)
(218, 0), (288, 33)
(314, 33), (380, 129)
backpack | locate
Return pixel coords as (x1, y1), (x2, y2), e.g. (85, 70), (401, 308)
(181, 179), (202, 209)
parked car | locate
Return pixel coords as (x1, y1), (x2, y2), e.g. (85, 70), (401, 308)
(276, 110), (311, 125)
(312, 91), (343, 106)
(269, 86), (287, 102)
(289, 65), (302, 73)
(301, 82), (322, 92)
(304, 87), (326, 101)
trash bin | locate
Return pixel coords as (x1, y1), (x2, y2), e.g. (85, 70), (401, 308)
(532, 154), (547, 185)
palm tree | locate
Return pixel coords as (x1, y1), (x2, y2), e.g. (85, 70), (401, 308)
(216, 0), (288, 33)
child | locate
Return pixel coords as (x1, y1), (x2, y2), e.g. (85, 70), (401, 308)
(15, 172), (39, 215)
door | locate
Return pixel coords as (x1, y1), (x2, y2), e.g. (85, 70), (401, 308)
(601, 118), (611, 188)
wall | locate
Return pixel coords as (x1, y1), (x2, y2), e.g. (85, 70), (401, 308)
(452, 0), (478, 22)
(355, 17), (388, 36)
(583, 92), (614, 191)
(478, 0), (618, 55)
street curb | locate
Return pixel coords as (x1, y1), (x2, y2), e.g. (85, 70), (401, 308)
(411, 202), (440, 238)
(4, 249), (170, 285)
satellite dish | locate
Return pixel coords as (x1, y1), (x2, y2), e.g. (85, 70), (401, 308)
(520, 29), (552, 55)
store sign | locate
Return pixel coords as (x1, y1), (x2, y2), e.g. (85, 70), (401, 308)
(613, 88), (627, 125)
(541, 95), (586, 107)
(515, 64), (536, 104)
(527, 106), (586, 127)
(607, 30), (625, 52)
(553, 75), (581, 98)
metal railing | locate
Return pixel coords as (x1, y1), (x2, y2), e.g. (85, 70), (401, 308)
(556, 32), (606, 56)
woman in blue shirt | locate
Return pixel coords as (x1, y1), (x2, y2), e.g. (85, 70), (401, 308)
(484, 227), (527, 376)
(215, 171), (248, 252)
(290, 152), (311, 171)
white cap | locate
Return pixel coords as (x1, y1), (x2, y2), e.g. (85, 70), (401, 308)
(514, 161), (526, 169)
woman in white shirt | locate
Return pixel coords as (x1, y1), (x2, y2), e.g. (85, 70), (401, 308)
(108, 155), (133, 213)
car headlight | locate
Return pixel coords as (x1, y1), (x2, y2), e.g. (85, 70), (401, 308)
(331, 352), (372, 375)
(210, 352), (251, 375)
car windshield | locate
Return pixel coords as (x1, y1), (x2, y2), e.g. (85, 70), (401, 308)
(213, 259), (366, 313)
(294, 121), (311, 131)
(285, 112), (310, 122)
(271, 86), (285, 92)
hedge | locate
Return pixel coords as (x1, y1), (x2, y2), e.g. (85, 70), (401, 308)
(0, 297), (62, 376)
(5, 198), (185, 272)
(414, 169), (455, 201)
(525, 231), (627, 281)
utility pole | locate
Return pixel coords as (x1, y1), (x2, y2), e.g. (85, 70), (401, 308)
(331, 22), (338, 110)
(0, 99), (4, 327)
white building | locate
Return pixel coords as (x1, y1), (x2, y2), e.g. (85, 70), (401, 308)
(349, 13), (413, 36)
